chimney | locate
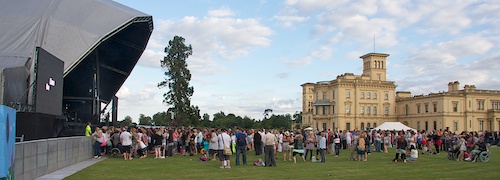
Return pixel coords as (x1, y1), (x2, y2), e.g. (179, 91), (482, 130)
(448, 81), (459, 92)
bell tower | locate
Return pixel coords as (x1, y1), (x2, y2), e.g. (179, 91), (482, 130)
(361, 53), (389, 81)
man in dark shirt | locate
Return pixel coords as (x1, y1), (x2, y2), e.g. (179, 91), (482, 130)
(470, 137), (488, 161)
(254, 131), (262, 155)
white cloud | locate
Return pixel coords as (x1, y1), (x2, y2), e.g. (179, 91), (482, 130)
(274, 15), (310, 27)
(208, 7), (236, 17)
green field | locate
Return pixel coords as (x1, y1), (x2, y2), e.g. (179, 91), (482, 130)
(67, 147), (500, 180)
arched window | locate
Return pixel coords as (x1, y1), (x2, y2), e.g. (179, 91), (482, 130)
(381, 61), (384, 69)
(374, 61), (377, 68)
(367, 123), (371, 128)
(361, 122), (365, 130)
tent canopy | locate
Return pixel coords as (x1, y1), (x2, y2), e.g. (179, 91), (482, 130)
(373, 122), (415, 132)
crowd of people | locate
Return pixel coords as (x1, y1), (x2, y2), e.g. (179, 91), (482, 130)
(88, 124), (499, 167)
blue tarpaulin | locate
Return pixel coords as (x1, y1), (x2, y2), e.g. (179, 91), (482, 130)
(0, 105), (15, 179)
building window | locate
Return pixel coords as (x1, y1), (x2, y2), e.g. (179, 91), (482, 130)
(417, 104), (421, 113)
(367, 123), (371, 128)
(360, 92), (364, 99)
(417, 122), (421, 131)
(377, 74), (381, 81)
(479, 120), (484, 131)
(425, 121), (428, 131)
(454, 121), (458, 131)
(367, 106), (371, 114)
(332, 105), (335, 114)
(453, 101), (458, 112)
(322, 106), (327, 115)
(374, 123), (377, 127)
(405, 104), (409, 115)
(492, 101), (500, 110)
(361, 123), (365, 130)
(360, 106), (365, 114)
(384, 106), (389, 115)
(425, 103), (429, 113)
(316, 106), (319, 115)
(478, 100), (485, 110)
(367, 92), (371, 99)
(433, 121), (437, 130)
(332, 90), (335, 99)
(323, 123), (327, 131)
(373, 92), (377, 99)
(373, 106), (377, 115)
(384, 92), (389, 100)
(346, 90), (351, 99)
(333, 123), (336, 130)
(346, 123), (351, 130)
(323, 92), (327, 99)
(433, 103), (437, 112)
(346, 105), (351, 114)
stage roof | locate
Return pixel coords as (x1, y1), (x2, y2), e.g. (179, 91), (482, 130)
(0, 0), (153, 102)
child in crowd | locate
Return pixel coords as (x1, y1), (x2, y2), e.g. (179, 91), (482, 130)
(406, 145), (418, 162)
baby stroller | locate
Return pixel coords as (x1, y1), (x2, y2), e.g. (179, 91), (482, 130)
(448, 145), (460, 160)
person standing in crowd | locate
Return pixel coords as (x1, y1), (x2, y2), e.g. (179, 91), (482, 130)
(340, 130), (347, 149)
(196, 128), (203, 153)
(153, 129), (163, 159)
(394, 131), (408, 162)
(120, 127), (133, 160)
(85, 121), (92, 136)
(348, 131), (359, 161)
(277, 130), (283, 153)
(333, 131), (341, 157)
(235, 128), (247, 166)
(358, 132), (367, 161)
(304, 131), (315, 161)
(457, 133), (466, 161)
(292, 132), (306, 164)
(319, 132), (327, 163)
(218, 129), (231, 169)
(282, 131), (292, 161)
(264, 129), (277, 167)
(92, 127), (103, 159)
(254, 130), (262, 155)
(374, 130), (381, 152)
(209, 129), (218, 161)
(247, 129), (254, 151)
(383, 132), (390, 153)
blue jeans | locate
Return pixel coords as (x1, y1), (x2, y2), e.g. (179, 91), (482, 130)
(320, 148), (326, 162)
(375, 140), (381, 152)
(93, 141), (102, 157)
(236, 145), (247, 165)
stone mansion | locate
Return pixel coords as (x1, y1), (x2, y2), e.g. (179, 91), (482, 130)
(301, 53), (500, 133)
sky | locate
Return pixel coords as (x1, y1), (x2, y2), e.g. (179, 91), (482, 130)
(113, 0), (500, 123)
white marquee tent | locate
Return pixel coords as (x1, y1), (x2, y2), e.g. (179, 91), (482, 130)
(373, 122), (416, 132)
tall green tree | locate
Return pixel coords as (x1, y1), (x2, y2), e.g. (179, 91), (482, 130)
(152, 111), (170, 126)
(158, 36), (194, 126)
(120, 115), (132, 126)
(138, 114), (153, 125)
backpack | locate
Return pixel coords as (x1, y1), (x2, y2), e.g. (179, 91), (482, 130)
(237, 134), (247, 146)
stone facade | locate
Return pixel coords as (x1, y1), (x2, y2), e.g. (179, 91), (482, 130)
(396, 82), (500, 133)
(302, 53), (397, 131)
(302, 53), (500, 133)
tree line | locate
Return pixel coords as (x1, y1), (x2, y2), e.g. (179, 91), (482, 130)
(120, 111), (302, 130)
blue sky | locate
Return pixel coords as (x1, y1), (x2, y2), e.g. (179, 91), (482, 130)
(113, 0), (500, 122)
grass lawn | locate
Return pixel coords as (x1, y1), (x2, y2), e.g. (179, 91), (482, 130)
(66, 147), (500, 180)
